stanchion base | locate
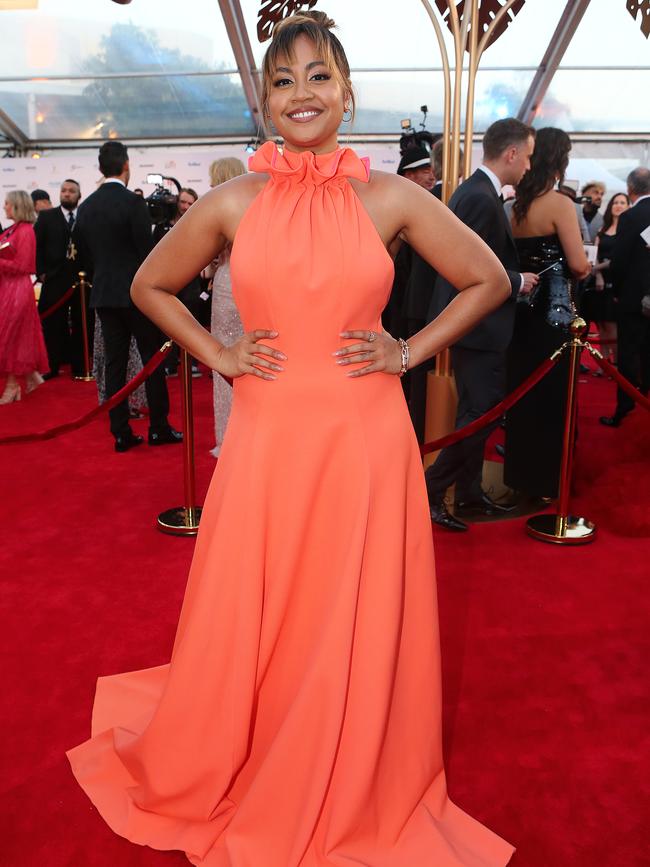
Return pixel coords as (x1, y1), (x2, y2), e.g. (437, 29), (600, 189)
(73, 374), (95, 382)
(158, 506), (203, 536)
(526, 513), (596, 545)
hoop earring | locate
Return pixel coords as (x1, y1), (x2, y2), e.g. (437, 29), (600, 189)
(342, 108), (352, 123)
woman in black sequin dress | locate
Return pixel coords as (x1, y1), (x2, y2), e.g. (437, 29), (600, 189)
(504, 128), (591, 499)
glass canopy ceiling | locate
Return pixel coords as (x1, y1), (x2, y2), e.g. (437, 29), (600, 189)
(0, 0), (648, 148)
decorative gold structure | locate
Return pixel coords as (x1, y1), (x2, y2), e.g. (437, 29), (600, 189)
(257, 0), (318, 42)
(526, 318), (596, 545)
(72, 272), (95, 382)
(419, 0), (527, 462)
(626, 0), (650, 38)
(158, 349), (203, 536)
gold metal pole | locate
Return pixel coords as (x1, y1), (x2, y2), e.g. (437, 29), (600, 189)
(463, 0), (479, 180)
(419, 0), (452, 202)
(73, 271), (94, 382)
(158, 347), (203, 535)
(527, 318), (596, 544)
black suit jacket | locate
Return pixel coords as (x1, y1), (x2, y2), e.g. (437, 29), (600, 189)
(609, 197), (650, 314)
(401, 182), (443, 323)
(75, 182), (153, 308)
(428, 169), (521, 352)
(34, 206), (81, 292)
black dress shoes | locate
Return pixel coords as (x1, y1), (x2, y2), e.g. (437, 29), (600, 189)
(114, 432), (144, 453)
(599, 413), (626, 428)
(455, 492), (517, 516)
(429, 502), (469, 532)
(148, 426), (183, 446)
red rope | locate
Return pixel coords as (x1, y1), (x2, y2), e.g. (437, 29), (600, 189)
(589, 352), (650, 413)
(39, 282), (78, 321)
(0, 344), (172, 445)
(420, 355), (559, 456)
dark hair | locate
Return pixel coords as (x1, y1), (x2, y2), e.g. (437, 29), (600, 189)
(63, 178), (80, 188)
(180, 187), (199, 201)
(30, 189), (50, 203)
(483, 118), (535, 161)
(261, 11), (355, 121)
(627, 166), (650, 196)
(513, 127), (571, 224)
(98, 141), (129, 178)
(598, 192), (630, 236)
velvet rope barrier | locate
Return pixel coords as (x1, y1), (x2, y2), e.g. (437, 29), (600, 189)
(587, 347), (650, 413)
(0, 342), (172, 446)
(39, 281), (78, 321)
(420, 354), (559, 456)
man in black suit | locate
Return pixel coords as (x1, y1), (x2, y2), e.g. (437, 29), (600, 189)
(35, 179), (92, 378)
(425, 118), (538, 531)
(75, 141), (182, 452)
(600, 166), (650, 427)
(401, 139), (449, 441)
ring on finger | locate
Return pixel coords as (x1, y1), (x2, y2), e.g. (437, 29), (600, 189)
(368, 331), (377, 343)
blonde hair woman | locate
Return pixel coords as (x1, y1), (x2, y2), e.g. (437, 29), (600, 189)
(0, 190), (48, 402)
(205, 156), (247, 455)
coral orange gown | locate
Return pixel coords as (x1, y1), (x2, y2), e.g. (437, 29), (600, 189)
(67, 142), (514, 866)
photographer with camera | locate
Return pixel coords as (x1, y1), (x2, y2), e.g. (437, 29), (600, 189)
(75, 141), (182, 452)
(151, 186), (203, 377)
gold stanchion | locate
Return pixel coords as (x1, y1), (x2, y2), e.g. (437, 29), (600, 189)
(158, 348), (202, 536)
(72, 271), (95, 382)
(527, 318), (596, 545)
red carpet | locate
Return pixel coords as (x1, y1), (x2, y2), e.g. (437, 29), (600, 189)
(1, 364), (648, 866)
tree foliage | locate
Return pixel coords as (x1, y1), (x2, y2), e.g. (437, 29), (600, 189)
(79, 23), (253, 137)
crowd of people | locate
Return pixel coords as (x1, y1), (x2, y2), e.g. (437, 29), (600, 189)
(0, 145), (248, 457)
(385, 123), (650, 531)
(0, 8), (644, 864)
(0, 111), (648, 493)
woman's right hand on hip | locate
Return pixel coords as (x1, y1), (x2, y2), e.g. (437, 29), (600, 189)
(215, 330), (287, 381)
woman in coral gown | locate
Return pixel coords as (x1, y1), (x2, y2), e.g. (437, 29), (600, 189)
(68, 12), (515, 866)
(0, 190), (48, 403)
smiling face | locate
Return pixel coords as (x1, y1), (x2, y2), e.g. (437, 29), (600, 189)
(266, 34), (347, 155)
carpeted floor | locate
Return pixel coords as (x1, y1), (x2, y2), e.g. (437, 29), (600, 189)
(1, 360), (648, 867)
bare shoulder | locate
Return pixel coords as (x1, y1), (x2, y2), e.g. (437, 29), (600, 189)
(361, 169), (441, 211)
(197, 172), (268, 242)
(549, 189), (576, 214)
(201, 172), (267, 211)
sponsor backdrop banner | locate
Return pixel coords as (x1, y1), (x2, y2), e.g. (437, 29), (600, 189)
(1, 142), (645, 214)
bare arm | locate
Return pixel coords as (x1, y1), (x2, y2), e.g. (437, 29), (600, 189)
(131, 179), (241, 370)
(131, 174), (286, 381)
(394, 177), (510, 368)
(552, 192), (591, 279)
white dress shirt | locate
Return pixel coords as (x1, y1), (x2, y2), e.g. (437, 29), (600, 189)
(478, 165), (524, 291)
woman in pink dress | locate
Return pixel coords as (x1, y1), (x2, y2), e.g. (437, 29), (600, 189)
(0, 190), (48, 403)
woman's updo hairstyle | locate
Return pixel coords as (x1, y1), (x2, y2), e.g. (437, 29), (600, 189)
(261, 11), (355, 122)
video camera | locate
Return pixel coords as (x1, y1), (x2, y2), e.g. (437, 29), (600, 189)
(399, 105), (441, 156)
(145, 173), (182, 225)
